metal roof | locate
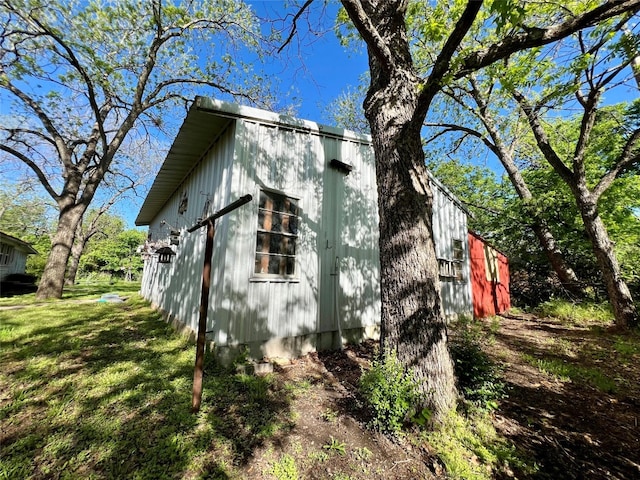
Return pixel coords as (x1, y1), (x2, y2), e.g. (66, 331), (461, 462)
(135, 97), (372, 226)
(135, 96), (468, 225)
(0, 232), (38, 254)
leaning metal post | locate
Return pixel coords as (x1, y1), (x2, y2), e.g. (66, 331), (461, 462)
(187, 194), (252, 413)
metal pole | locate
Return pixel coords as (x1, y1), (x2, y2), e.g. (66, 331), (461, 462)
(188, 194), (252, 413)
(192, 219), (214, 412)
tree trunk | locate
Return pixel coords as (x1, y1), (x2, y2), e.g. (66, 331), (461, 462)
(576, 194), (638, 327)
(530, 223), (582, 294)
(365, 74), (457, 422)
(65, 221), (85, 286)
(36, 204), (86, 299)
(502, 162), (583, 296)
(470, 84), (583, 296)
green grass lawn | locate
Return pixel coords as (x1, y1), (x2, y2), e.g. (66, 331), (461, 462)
(0, 286), (295, 479)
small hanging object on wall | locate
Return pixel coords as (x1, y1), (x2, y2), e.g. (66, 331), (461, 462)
(329, 158), (353, 175)
(178, 190), (189, 214)
(155, 246), (176, 264)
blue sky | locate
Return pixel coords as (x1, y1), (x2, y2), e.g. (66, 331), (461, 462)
(248, 0), (368, 123)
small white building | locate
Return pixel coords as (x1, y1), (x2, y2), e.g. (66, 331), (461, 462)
(0, 232), (37, 281)
(136, 97), (472, 359)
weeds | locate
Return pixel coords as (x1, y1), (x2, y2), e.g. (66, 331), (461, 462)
(359, 349), (419, 434)
(522, 354), (618, 393)
(425, 410), (538, 480)
(535, 299), (614, 324)
(270, 453), (298, 480)
(321, 407), (339, 423)
(323, 436), (347, 456)
(352, 446), (372, 462)
(449, 318), (506, 411)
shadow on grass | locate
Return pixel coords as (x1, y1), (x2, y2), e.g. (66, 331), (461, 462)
(0, 295), (293, 479)
(487, 317), (640, 480)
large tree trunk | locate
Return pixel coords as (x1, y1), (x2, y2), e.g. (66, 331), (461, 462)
(576, 194), (638, 327)
(65, 221), (85, 286)
(36, 203), (86, 299)
(365, 74), (457, 422)
(530, 223), (582, 294)
(502, 163), (583, 295)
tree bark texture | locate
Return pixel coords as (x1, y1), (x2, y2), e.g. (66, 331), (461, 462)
(342, 0), (458, 421)
(65, 221), (85, 286)
(370, 104), (457, 420)
(575, 193), (638, 327)
(37, 203), (86, 299)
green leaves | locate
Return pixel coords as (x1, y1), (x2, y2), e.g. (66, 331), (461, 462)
(359, 349), (419, 434)
(488, 0), (526, 34)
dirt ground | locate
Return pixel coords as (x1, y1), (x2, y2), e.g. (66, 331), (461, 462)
(241, 313), (640, 479)
(484, 313), (640, 480)
(240, 341), (444, 479)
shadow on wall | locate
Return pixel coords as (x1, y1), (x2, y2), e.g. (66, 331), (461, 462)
(144, 111), (382, 363)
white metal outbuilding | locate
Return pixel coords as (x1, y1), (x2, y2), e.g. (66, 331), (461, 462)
(136, 97), (472, 359)
(0, 232), (37, 281)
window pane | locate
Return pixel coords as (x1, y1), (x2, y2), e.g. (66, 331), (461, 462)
(271, 213), (282, 232)
(286, 257), (295, 275)
(453, 239), (463, 261)
(288, 215), (298, 234)
(255, 253), (268, 274)
(268, 256), (281, 274)
(255, 190), (298, 277)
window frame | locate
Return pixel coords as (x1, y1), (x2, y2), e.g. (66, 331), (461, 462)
(251, 188), (300, 281)
(0, 244), (13, 266)
(438, 238), (465, 283)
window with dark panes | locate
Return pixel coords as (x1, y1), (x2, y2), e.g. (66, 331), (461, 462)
(453, 239), (464, 281)
(254, 190), (299, 276)
(438, 239), (464, 282)
(0, 244), (12, 265)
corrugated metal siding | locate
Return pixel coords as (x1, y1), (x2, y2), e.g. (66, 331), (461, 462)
(468, 232), (511, 318)
(140, 123), (237, 333)
(138, 99), (472, 353)
(431, 180), (473, 317)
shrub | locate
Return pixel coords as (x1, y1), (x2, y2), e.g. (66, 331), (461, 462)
(359, 349), (419, 434)
(449, 323), (506, 411)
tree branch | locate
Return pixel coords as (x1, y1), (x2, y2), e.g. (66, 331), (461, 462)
(24, 9), (109, 151)
(0, 77), (71, 167)
(0, 144), (59, 201)
(277, 0), (314, 54)
(340, 0), (397, 73)
(512, 89), (575, 185)
(419, 0), (483, 110)
(424, 122), (499, 156)
(457, 0), (640, 78)
(594, 128), (640, 198)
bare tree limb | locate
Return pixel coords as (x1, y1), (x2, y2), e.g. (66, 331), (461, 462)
(277, 0), (314, 54)
(0, 144), (59, 201)
(0, 76), (71, 168)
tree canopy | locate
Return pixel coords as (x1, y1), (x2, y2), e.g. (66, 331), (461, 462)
(0, 0), (272, 299)
(328, 0), (640, 421)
